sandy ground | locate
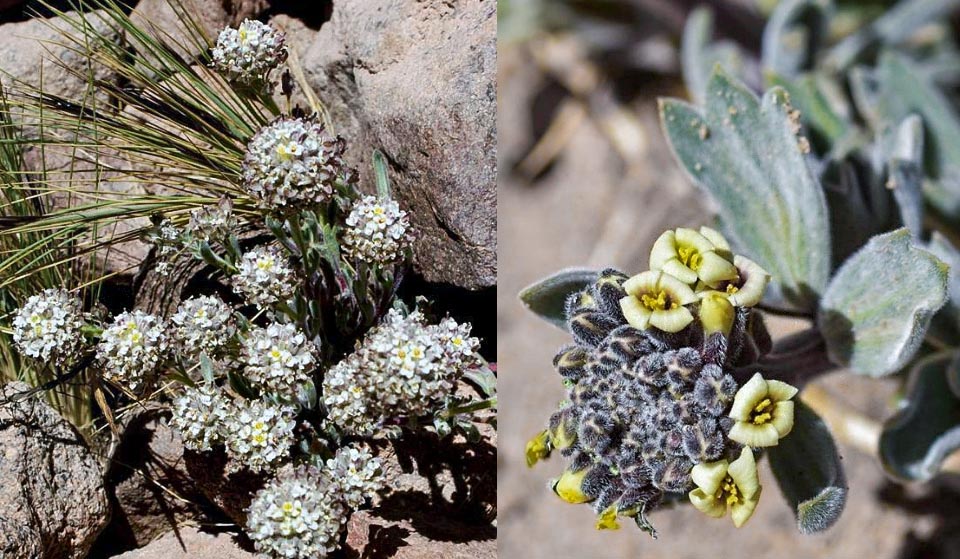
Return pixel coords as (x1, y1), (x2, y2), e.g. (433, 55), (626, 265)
(496, 45), (957, 559)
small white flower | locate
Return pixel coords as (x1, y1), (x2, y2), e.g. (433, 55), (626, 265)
(147, 219), (183, 275)
(232, 245), (297, 309)
(97, 310), (167, 392)
(327, 445), (383, 509)
(211, 19), (287, 85)
(12, 289), (86, 366)
(241, 117), (345, 210)
(241, 322), (316, 396)
(246, 464), (349, 558)
(322, 309), (481, 435)
(222, 398), (297, 473)
(169, 295), (234, 358)
(343, 196), (413, 264)
(169, 382), (231, 451)
(186, 201), (237, 244)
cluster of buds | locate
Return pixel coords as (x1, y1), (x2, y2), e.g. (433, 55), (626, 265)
(245, 445), (384, 558)
(343, 195), (413, 264)
(322, 309), (481, 436)
(527, 227), (797, 532)
(241, 117), (346, 210)
(186, 199), (237, 245)
(11, 288), (86, 367)
(211, 19), (287, 86)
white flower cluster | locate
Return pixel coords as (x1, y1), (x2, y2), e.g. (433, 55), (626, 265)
(343, 196), (413, 264)
(222, 398), (297, 473)
(233, 245), (297, 309)
(211, 19), (287, 85)
(149, 219), (183, 275)
(326, 445), (383, 509)
(246, 465), (348, 559)
(241, 322), (317, 396)
(169, 382), (231, 451)
(97, 310), (167, 392)
(169, 295), (234, 358)
(322, 310), (481, 435)
(186, 201), (237, 244)
(241, 117), (345, 209)
(12, 288), (86, 366)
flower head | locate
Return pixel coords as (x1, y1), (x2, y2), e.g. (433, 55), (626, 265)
(619, 270), (697, 332)
(242, 117), (346, 210)
(97, 310), (167, 392)
(689, 447), (762, 527)
(343, 195), (413, 264)
(211, 19), (287, 85)
(222, 398), (297, 473)
(169, 382), (231, 451)
(186, 199), (237, 244)
(12, 288), (85, 366)
(649, 227), (738, 287)
(241, 322), (317, 396)
(728, 372), (798, 447)
(233, 245), (297, 309)
(326, 445), (384, 509)
(246, 464), (348, 559)
(169, 295), (234, 359)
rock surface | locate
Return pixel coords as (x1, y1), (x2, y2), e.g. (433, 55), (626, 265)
(109, 527), (255, 558)
(299, 0), (497, 290)
(0, 382), (110, 558)
(130, 0), (231, 63)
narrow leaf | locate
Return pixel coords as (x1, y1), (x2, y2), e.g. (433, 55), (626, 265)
(373, 149), (392, 200)
(818, 229), (948, 376)
(681, 8), (745, 106)
(519, 268), (596, 330)
(761, 0), (828, 78)
(768, 400), (847, 534)
(660, 67), (831, 311)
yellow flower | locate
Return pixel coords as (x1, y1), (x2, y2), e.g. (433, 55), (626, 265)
(728, 373), (798, 447)
(721, 255), (772, 307)
(525, 430), (552, 467)
(551, 468), (593, 504)
(649, 227), (738, 287)
(697, 290), (735, 336)
(619, 270), (697, 333)
(688, 447), (762, 527)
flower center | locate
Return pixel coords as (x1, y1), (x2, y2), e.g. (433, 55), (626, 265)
(640, 290), (677, 312)
(677, 245), (703, 271)
(726, 283), (740, 294)
(715, 474), (741, 506)
(256, 256), (275, 271)
(750, 397), (774, 425)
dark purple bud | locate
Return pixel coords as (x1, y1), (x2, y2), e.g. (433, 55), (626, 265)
(553, 345), (588, 382)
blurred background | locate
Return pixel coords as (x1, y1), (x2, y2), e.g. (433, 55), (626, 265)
(497, 1), (960, 557)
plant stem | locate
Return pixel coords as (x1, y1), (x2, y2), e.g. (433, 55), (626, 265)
(734, 327), (837, 388)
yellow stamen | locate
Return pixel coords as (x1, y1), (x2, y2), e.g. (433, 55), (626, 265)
(750, 398), (774, 425)
(640, 290), (677, 311)
(677, 245), (704, 270)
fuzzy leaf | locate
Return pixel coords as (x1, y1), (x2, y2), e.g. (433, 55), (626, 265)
(681, 8), (745, 106)
(818, 229), (948, 376)
(882, 116), (925, 237)
(660, 67), (831, 311)
(519, 268), (596, 330)
(929, 233), (960, 322)
(762, 0), (829, 78)
(372, 149), (392, 200)
(768, 401), (847, 534)
(766, 72), (850, 146)
(879, 352), (960, 480)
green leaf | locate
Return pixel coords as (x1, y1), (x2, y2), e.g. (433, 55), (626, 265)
(929, 233), (960, 321)
(519, 268), (596, 330)
(818, 229), (948, 376)
(766, 72), (851, 147)
(768, 401), (847, 534)
(879, 352), (960, 480)
(761, 0), (829, 78)
(660, 67), (831, 311)
(680, 8), (745, 106)
(881, 116), (925, 237)
(372, 149), (392, 199)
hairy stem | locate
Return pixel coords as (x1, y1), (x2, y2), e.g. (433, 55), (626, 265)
(734, 327), (836, 388)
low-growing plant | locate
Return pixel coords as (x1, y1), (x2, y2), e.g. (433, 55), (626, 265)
(520, 0), (960, 538)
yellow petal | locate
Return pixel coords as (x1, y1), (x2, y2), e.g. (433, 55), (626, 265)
(728, 255), (771, 307)
(620, 296), (652, 330)
(729, 421), (781, 447)
(699, 226), (731, 251)
(766, 379), (799, 402)
(595, 506), (621, 530)
(623, 271), (661, 297)
(649, 230), (679, 270)
(552, 469), (593, 504)
(730, 489), (761, 528)
(675, 227), (715, 253)
(729, 373), (768, 421)
(662, 258), (699, 285)
(691, 459), (729, 495)
(771, 400), (795, 438)
(689, 488), (727, 518)
(698, 291), (735, 336)
(650, 306), (694, 333)
(525, 430), (551, 467)
(727, 447), (761, 499)
(657, 272), (698, 305)
(697, 251), (740, 286)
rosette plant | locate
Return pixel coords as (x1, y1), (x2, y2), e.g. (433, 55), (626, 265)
(520, 0), (960, 539)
